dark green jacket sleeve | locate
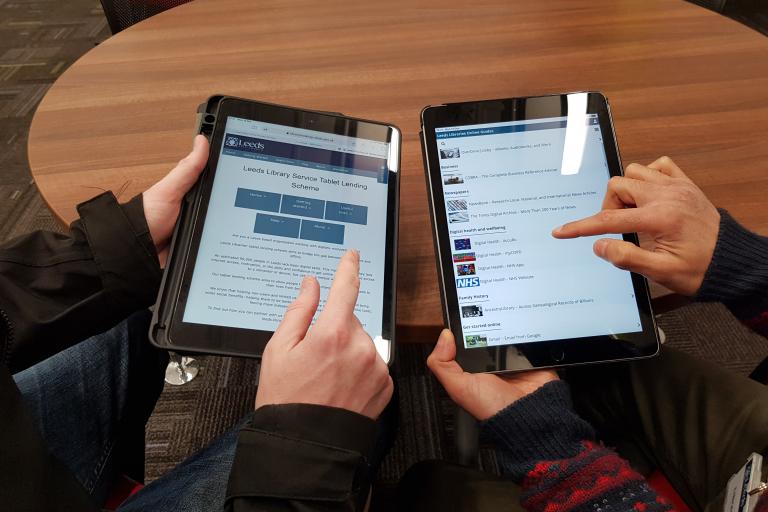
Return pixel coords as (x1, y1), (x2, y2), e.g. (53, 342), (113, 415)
(0, 191), (161, 373)
(226, 404), (377, 512)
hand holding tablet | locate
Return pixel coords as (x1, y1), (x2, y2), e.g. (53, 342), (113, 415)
(150, 97), (400, 362)
(428, 329), (558, 420)
(421, 92), (660, 372)
(142, 135), (209, 267)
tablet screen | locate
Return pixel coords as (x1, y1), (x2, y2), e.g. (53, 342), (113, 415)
(435, 114), (642, 349)
(182, 116), (391, 342)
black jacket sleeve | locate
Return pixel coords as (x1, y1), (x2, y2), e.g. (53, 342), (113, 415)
(696, 209), (768, 335)
(0, 192), (161, 373)
(226, 404), (377, 512)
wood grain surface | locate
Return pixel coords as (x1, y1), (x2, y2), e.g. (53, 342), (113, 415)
(28, 0), (768, 341)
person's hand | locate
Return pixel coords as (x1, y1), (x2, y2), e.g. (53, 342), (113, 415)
(552, 156), (720, 296)
(427, 329), (558, 421)
(255, 250), (394, 419)
(143, 135), (209, 266)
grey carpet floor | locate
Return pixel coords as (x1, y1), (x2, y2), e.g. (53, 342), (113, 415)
(144, 302), (768, 486)
(1, 0), (767, 499)
(0, 0), (109, 230)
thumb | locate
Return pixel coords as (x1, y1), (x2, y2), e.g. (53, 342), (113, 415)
(430, 328), (457, 362)
(593, 238), (665, 277)
(427, 329), (471, 400)
(157, 135), (209, 200)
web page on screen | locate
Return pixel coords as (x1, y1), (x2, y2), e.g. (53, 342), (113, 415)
(184, 117), (390, 343)
(435, 114), (641, 349)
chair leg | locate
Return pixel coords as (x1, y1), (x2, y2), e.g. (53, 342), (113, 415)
(164, 352), (199, 385)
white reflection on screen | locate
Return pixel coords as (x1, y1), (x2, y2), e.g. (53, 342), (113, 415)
(561, 93), (588, 176)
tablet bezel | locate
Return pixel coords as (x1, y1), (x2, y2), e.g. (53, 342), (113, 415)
(421, 92), (659, 372)
(167, 97), (400, 361)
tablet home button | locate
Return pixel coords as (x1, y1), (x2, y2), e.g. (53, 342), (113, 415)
(550, 348), (565, 363)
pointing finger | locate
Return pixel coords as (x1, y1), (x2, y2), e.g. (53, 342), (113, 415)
(318, 250), (361, 322)
(272, 276), (320, 349)
(553, 208), (660, 239)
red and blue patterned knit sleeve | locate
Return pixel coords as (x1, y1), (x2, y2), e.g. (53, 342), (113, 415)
(755, 494), (768, 512)
(482, 381), (673, 512)
(696, 209), (768, 337)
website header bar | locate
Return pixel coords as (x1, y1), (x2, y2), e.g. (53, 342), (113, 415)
(436, 116), (599, 140)
(436, 114), (599, 139)
(221, 133), (388, 183)
(228, 117), (389, 159)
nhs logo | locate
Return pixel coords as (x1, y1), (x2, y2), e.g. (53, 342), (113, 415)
(456, 277), (480, 288)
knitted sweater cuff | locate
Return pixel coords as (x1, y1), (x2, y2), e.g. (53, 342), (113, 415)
(481, 380), (595, 481)
(696, 209), (768, 314)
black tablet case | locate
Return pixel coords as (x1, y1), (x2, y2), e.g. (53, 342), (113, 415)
(149, 96), (352, 358)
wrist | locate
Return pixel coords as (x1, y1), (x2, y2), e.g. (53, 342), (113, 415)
(696, 209), (768, 309)
(132, 192), (163, 256)
(229, 404), (376, 505)
(481, 380), (595, 481)
(251, 403), (376, 458)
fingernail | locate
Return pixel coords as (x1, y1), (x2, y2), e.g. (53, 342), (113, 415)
(436, 330), (451, 354)
(552, 225), (563, 236)
(300, 276), (311, 290)
(594, 239), (608, 258)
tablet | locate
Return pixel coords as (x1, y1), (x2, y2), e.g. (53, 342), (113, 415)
(151, 97), (400, 363)
(421, 92), (659, 372)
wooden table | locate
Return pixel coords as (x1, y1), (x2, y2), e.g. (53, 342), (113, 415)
(28, 0), (768, 342)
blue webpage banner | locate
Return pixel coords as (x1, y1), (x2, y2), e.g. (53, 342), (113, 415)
(300, 220), (345, 245)
(325, 201), (368, 225)
(233, 188), (370, 228)
(436, 117), (598, 139)
(281, 195), (325, 219)
(222, 133), (388, 183)
(254, 213), (301, 238)
(235, 188), (281, 212)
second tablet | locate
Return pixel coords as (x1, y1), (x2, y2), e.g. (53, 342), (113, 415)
(151, 97), (400, 363)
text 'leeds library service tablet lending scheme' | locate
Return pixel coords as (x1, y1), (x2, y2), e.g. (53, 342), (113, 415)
(183, 116), (390, 339)
(436, 114), (642, 349)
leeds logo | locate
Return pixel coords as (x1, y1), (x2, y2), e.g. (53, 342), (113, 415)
(225, 136), (240, 147)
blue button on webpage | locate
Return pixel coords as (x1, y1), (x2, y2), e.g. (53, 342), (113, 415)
(300, 220), (345, 245)
(254, 213), (301, 238)
(234, 188), (281, 212)
(280, 195), (325, 219)
(324, 201), (368, 225)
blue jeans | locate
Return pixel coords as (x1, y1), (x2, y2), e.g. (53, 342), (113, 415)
(13, 310), (241, 511)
